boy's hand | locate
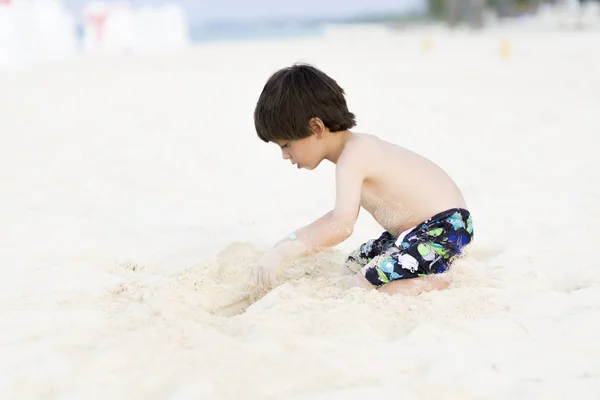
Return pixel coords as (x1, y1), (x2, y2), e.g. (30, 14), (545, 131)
(254, 250), (285, 289)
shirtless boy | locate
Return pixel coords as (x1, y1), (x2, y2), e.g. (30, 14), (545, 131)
(252, 63), (474, 295)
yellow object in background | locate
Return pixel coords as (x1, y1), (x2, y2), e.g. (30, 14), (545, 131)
(422, 36), (433, 53)
(500, 38), (511, 60)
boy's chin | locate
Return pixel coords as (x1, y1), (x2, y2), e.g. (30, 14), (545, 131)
(300, 160), (322, 170)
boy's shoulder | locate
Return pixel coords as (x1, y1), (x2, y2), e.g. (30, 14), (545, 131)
(338, 133), (384, 166)
(334, 134), (385, 184)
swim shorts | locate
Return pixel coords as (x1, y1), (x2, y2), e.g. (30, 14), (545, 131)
(345, 208), (473, 287)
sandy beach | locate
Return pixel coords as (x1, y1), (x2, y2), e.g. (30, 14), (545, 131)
(1, 25), (600, 399)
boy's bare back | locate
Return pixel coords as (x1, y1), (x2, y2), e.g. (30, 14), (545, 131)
(339, 133), (467, 237)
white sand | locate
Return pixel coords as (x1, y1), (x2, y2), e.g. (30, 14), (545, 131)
(1, 27), (600, 399)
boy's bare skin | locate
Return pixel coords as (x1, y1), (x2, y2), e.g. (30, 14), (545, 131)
(253, 120), (467, 294)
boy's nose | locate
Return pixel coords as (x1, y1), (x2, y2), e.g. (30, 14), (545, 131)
(281, 149), (291, 160)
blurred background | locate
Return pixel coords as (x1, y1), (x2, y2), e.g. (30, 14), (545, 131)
(0, 0), (599, 70)
(1, 2), (599, 396)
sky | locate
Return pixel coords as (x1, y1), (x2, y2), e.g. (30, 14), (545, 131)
(62, 0), (423, 24)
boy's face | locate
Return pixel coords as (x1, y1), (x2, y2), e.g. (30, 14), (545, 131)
(274, 134), (324, 170)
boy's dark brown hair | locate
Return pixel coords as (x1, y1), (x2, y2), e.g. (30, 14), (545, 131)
(254, 63), (356, 142)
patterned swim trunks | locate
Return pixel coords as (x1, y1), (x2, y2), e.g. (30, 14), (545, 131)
(345, 208), (474, 287)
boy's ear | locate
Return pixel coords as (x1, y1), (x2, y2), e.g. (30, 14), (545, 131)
(309, 117), (325, 138)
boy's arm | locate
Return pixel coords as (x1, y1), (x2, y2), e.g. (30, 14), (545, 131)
(265, 145), (366, 264)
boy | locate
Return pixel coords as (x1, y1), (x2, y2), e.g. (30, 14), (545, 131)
(252, 63), (473, 296)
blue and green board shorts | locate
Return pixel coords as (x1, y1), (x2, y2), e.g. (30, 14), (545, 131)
(345, 208), (474, 287)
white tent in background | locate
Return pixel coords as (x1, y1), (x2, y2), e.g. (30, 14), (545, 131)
(82, 1), (191, 54)
(0, 0), (77, 72)
(82, 1), (137, 53)
(134, 3), (191, 53)
(0, 0), (31, 71)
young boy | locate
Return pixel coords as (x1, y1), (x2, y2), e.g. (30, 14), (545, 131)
(252, 63), (473, 296)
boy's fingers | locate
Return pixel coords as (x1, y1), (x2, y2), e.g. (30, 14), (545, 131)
(254, 265), (277, 290)
(254, 265), (261, 287)
(257, 267), (265, 289)
(265, 268), (270, 286)
(257, 271), (262, 288)
(266, 272), (275, 289)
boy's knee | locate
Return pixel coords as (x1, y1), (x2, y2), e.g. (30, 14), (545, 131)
(377, 275), (450, 296)
(348, 267), (450, 296)
(348, 273), (377, 290)
(340, 262), (358, 275)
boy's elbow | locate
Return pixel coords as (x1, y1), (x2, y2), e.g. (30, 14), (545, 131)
(341, 221), (355, 238)
(330, 215), (355, 241)
(336, 227), (353, 243)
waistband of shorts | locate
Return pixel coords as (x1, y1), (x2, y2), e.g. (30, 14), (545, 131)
(425, 207), (470, 223)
